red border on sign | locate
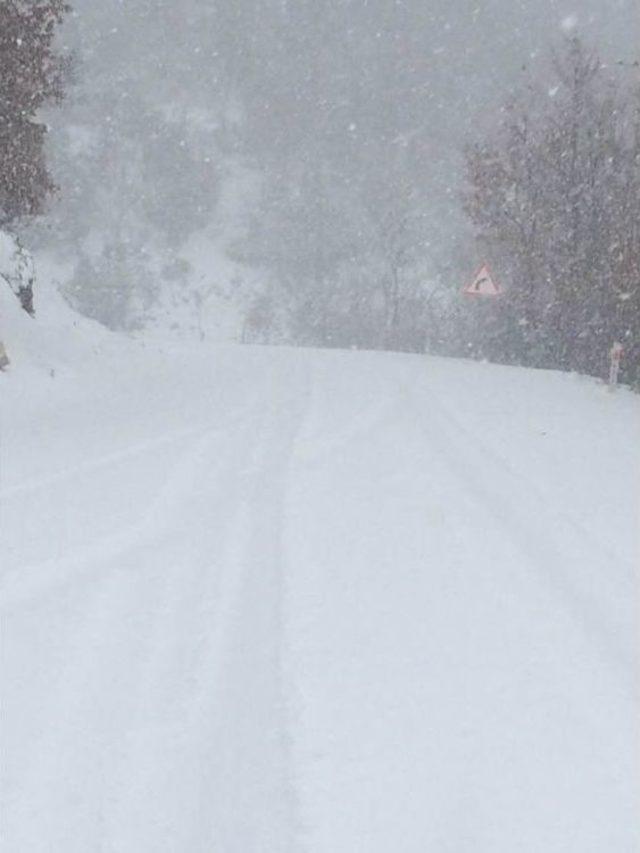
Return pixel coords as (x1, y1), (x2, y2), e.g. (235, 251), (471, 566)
(463, 261), (502, 296)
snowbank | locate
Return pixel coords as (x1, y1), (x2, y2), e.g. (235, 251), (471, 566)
(0, 255), (120, 379)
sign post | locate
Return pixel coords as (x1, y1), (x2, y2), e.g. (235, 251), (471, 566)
(608, 342), (623, 390)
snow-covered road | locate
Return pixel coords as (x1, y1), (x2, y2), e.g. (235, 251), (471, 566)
(1, 343), (638, 851)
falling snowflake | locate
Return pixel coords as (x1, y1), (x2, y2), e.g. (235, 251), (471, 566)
(560, 14), (579, 32)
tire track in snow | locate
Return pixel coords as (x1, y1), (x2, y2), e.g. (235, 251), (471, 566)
(279, 360), (638, 852)
(396, 379), (636, 684)
(2, 376), (310, 851)
(0, 420), (210, 500)
(419, 370), (636, 573)
(3, 416), (265, 851)
(167, 380), (309, 853)
(0, 403), (268, 607)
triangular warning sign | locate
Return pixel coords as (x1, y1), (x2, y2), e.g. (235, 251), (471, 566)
(463, 263), (501, 296)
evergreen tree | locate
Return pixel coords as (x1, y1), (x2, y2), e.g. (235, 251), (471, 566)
(0, 0), (69, 225)
(0, 0), (70, 312)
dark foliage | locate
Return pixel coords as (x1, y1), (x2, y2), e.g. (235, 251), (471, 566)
(0, 0), (70, 226)
(464, 38), (640, 384)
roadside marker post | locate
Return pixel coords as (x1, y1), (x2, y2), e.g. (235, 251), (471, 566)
(608, 342), (623, 390)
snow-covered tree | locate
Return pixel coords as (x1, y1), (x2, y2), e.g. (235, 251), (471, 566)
(464, 37), (640, 382)
(0, 0), (69, 313)
(0, 0), (69, 226)
(38, 3), (221, 330)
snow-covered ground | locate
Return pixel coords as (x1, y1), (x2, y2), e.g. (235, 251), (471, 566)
(1, 293), (639, 851)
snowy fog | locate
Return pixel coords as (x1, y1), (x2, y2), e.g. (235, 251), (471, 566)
(0, 1), (639, 851)
(24, 0), (640, 362)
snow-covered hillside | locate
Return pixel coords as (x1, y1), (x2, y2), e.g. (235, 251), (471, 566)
(1, 301), (638, 851)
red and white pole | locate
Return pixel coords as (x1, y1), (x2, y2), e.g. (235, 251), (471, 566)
(608, 342), (623, 390)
